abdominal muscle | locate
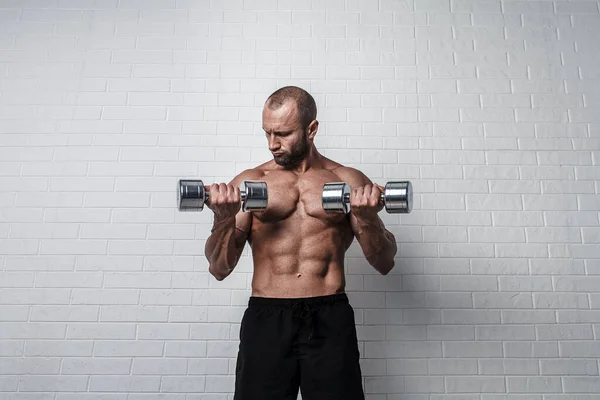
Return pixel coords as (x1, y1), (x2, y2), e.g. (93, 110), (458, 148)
(248, 217), (353, 298)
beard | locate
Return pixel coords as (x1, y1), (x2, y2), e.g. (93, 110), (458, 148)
(273, 134), (310, 167)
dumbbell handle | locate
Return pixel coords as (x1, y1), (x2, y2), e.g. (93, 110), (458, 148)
(200, 186), (248, 202)
(342, 193), (385, 203)
(179, 184), (244, 204)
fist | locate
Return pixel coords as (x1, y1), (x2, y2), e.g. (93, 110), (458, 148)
(206, 183), (242, 220)
(349, 183), (384, 218)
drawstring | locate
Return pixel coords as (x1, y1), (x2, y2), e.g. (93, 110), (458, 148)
(291, 301), (317, 340)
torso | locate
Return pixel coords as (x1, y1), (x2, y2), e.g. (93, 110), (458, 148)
(246, 158), (357, 298)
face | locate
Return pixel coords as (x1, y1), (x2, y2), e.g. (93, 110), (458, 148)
(262, 101), (314, 167)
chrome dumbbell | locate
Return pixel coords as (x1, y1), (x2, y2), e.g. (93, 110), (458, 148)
(322, 181), (412, 214)
(178, 179), (268, 212)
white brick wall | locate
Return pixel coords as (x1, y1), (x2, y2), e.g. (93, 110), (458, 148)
(0, 0), (599, 398)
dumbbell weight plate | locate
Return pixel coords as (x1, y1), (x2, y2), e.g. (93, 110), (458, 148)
(178, 179), (206, 211)
(383, 181), (412, 214)
(241, 180), (268, 212)
(322, 182), (351, 214)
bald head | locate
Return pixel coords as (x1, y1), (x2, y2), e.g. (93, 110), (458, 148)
(265, 86), (317, 130)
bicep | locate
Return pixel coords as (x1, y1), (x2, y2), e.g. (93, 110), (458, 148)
(233, 210), (252, 244)
(227, 170), (257, 249)
(335, 167), (375, 229)
(336, 167), (372, 190)
(340, 169), (390, 239)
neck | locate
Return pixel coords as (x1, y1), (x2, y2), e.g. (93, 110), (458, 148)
(284, 145), (322, 174)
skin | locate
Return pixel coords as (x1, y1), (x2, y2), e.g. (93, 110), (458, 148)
(204, 99), (398, 298)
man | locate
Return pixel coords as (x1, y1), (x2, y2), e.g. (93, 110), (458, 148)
(204, 86), (398, 400)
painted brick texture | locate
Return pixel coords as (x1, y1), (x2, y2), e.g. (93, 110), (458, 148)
(0, 0), (599, 399)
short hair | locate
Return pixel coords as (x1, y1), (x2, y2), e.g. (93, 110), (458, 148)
(265, 86), (317, 129)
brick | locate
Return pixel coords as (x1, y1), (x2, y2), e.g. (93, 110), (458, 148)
(426, 292), (472, 308)
(446, 376), (505, 393)
(505, 341), (559, 358)
(469, 227), (526, 243)
(364, 341), (442, 358)
(491, 211), (543, 227)
(520, 166), (576, 180)
(20, 376), (88, 392)
(0, 305), (29, 321)
(30, 305), (99, 322)
(94, 341), (163, 357)
(89, 376), (161, 392)
(476, 325), (536, 340)
(499, 276), (553, 291)
(479, 359), (539, 375)
(542, 359), (598, 376)
(526, 227), (582, 243)
(537, 324), (595, 340)
(429, 359), (477, 375)
(542, 181), (595, 195)
(440, 275), (498, 291)
(0, 322), (66, 340)
(554, 277), (600, 292)
(442, 310), (501, 324)
(473, 293), (533, 309)
(530, 259), (585, 275)
(62, 358), (132, 375)
(428, 325), (475, 341)
(506, 377), (562, 393)
(534, 293), (589, 309)
(99, 306), (169, 322)
(543, 396), (600, 400)
(502, 310), (556, 324)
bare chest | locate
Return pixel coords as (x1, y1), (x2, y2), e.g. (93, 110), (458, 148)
(255, 171), (346, 224)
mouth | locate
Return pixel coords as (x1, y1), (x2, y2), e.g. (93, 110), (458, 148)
(272, 152), (283, 157)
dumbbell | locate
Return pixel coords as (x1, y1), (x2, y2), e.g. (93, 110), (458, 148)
(178, 179), (268, 212)
(322, 181), (412, 214)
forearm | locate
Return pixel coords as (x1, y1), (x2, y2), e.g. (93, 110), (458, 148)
(204, 217), (239, 280)
(352, 214), (398, 275)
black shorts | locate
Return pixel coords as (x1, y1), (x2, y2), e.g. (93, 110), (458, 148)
(233, 292), (365, 400)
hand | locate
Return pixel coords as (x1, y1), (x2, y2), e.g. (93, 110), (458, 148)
(206, 183), (242, 221)
(349, 183), (385, 220)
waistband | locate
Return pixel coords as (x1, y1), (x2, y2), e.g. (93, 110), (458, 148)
(248, 292), (348, 308)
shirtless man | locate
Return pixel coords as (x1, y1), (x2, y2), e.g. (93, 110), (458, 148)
(204, 86), (398, 400)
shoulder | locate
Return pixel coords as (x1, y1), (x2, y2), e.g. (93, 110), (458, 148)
(331, 165), (372, 188)
(229, 166), (267, 185)
(321, 156), (371, 186)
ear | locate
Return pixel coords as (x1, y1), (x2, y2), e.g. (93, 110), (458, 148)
(307, 120), (318, 141)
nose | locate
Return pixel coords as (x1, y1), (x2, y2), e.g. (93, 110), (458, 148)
(267, 135), (280, 152)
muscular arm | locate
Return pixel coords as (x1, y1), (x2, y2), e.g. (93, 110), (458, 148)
(336, 167), (398, 275)
(204, 170), (260, 280)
